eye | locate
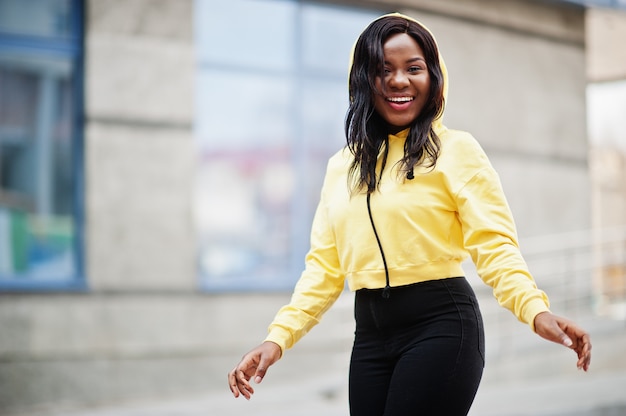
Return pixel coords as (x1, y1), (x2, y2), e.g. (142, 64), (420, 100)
(408, 65), (423, 73)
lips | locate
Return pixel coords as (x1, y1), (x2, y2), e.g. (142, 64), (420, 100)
(386, 96), (414, 103)
(386, 96), (414, 110)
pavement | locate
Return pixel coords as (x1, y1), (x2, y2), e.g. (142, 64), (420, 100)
(6, 291), (626, 416)
(9, 363), (626, 416)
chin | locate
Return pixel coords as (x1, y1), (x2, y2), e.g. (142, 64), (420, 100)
(390, 120), (413, 129)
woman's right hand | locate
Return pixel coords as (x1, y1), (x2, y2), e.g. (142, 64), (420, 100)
(227, 341), (282, 399)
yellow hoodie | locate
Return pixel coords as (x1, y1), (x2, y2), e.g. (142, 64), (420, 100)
(265, 13), (550, 353)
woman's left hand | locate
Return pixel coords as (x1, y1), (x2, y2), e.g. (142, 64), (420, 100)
(533, 311), (592, 371)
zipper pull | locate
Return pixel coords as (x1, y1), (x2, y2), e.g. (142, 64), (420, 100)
(382, 285), (390, 299)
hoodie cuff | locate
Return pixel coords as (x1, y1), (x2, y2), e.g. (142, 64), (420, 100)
(524, 298), (551, 332)
(263, 326), (293, 355)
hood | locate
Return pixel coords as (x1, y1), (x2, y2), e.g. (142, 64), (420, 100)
(349, 12), (448, 133)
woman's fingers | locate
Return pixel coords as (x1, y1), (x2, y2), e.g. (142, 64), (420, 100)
(556, 317), (592, 371)
(228, 341), (282, 399)
(534, 312), (592, 372)
(227, 369), (247, 399)
(227, 352), (258, 399)
(572, 331), (592, 371)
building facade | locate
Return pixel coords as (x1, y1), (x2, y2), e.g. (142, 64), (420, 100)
(586, 7), (626, 319)
(1, 0), (620, 412)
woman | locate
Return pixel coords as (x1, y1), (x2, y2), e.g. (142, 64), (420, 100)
(228, 13), (591, 415)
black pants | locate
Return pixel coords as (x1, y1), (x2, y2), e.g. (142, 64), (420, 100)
(349, 277), (485, 416)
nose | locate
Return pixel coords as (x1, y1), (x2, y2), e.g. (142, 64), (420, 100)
(389, 70), (409, 89)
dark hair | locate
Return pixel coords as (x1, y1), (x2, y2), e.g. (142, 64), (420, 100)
(345, 15), (445, 193)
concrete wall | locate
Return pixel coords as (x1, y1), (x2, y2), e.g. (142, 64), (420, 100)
(586, 6), (626, 83)
(85, 0), (196, 292)
(0, 0), (594, 413)
(1, 0), (202, 412)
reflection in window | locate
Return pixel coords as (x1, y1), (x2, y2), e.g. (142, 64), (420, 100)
(0, 0), (83, 288)
(0, 0), (73, 38)
(195, 0), (381, 290)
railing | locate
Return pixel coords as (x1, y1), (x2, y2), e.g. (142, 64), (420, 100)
(522, 226), (626, 319)
(465, 226), (626, 359)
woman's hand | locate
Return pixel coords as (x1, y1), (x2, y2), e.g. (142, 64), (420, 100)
(533, 311), (592, 372)
(228, 341), (282, 400)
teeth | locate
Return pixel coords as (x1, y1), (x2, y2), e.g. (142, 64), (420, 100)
(387, 97), (413, 103)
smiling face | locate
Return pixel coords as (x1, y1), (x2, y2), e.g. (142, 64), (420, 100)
(373, 33), (431, 132)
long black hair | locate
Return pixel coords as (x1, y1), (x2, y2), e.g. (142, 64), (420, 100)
(345, 15), (445, 194)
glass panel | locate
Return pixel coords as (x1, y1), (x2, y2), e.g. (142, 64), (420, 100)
(301, 78), (349, 151)
(194, 0), (382, 290)
(195, 152), (295, 288)
(0, 52), (76, 280)
(301, 5), (379, 75)
(195, 70), (293, 150)
(195, 0), (296, 72)
(0, 0), (73, 38)
(300, 77), (349, 204)
(195, 70), (295, 288)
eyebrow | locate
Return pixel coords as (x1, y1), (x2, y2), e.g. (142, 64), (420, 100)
(384, 57), (426, 65)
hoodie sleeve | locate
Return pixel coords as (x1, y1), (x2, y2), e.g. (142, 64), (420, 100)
(264, 186), (345, 353)
(453, 151), (550, 331)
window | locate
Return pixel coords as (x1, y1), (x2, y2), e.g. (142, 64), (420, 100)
(0, 0), (84, 290)
(194, 0), (381, 290)
(562, 0), (626, 9)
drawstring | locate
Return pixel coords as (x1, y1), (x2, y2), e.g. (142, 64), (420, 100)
(366, 193), (391, 299)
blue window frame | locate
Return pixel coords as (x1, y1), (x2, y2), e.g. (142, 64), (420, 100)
(194, 0), (382, 291)
(560, 0), (626, 8)
(0, 0), (84, 291)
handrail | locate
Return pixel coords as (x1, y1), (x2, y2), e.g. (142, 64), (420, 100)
(470, 226), (626, 359)
(518, 225), (626, 256)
